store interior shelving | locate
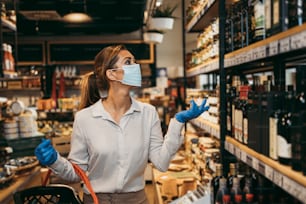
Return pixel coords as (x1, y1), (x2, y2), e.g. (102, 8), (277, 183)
(184, 0), (306, 203)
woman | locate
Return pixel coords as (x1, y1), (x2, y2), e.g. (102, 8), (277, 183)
(35, 44), (209, 204)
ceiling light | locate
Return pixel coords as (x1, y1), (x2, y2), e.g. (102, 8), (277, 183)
(62, 0), (92, 23)
(62, 12), (92, 23)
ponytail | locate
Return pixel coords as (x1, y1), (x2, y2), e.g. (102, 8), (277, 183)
(78, 72), (101, 110)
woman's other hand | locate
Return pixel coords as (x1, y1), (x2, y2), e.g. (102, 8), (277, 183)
(35, 139), (58, 166)
(175, 99), (209, 123)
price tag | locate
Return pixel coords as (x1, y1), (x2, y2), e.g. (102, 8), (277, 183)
(235, 148), (241, 159)
(258, 161), (265, 175)
(269, 41), (279, 56)
(248, 50), (253, 61)
(259, 46), (267, 58)
(264, 165), (273, 181)
(301, 31), (306, 48)
(273, 171), (283, 187)
(252, 157), (259, 171)
(51, 109), (56, 112)
(252, 48), (259, 60)
(246, 155), (252, 167)
(240, 150), (247, 163)
(282, 176), (294, 195)
(297, 186), (306, 202)
(225, 141), (229, 150)
(290, 33), (302, 50)
(227, 142), (234, 154)
(279, 37), (290, 53)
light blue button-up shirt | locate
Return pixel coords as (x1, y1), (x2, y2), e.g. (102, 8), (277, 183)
(50, 98), (184, 194)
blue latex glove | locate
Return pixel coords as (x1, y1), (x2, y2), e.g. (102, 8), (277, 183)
(35, 139), (58, 166)
(175, 99), (209, 123)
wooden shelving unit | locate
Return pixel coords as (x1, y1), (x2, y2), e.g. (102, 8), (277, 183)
(225, 136), (306, 203)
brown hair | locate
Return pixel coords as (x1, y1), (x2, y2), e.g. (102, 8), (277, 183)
(94, 44), (128, 92)
(78, 72), (101, 110)
(78, 44), (128, 110)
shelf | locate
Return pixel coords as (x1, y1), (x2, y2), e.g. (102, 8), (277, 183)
(1, 17), (16, 32)
(224, 23), (306, 68)
(186, 58), (219, 77)
(225, 136), (306, 203)
(185, 0), (219, 32)
(186, 24), (306, 76)
(0, 88), (40, 92)
(189, 117), (220, 139)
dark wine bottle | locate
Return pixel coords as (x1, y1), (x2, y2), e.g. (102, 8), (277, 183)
(215, 177), (230, 204)
(271, 0), (289, 35)
(227, 163), (238, 190)
(277, 86), (294, 165)
(242, 166), (256, 204)
(291, 71), (306, 171)
(230, 177), (243, 204)
(269, 91), (282, 160)
(288, 0), (303, 28)
(211, 164), (225, 204)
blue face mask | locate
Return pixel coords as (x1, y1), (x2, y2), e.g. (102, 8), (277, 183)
(113, 64), (142, 87)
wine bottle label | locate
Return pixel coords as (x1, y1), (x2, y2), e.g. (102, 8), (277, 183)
(254, 0), (265, 38)
(277, 135), (292, 158)
(243, 117), (248, 144)
(273, 0), (280, 25)
(269, 117), (278, 160)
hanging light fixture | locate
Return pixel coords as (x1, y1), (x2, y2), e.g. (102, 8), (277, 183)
(62, 0), (92, 23)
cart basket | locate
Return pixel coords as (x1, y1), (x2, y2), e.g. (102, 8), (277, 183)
(13, 183), (83, 204)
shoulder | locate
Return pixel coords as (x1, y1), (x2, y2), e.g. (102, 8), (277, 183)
(133, 98), (157, 112)
(74, 100), (101, 120)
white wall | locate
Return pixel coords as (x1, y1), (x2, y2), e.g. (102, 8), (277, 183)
(155, 0), (197, 79)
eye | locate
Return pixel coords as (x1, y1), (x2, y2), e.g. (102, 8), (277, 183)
(124, 58), (136, 65)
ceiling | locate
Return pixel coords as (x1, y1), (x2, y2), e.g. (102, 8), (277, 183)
(16, 0), (154, 36)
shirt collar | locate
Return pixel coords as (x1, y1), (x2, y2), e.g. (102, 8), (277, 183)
(91, 97), (141, 118)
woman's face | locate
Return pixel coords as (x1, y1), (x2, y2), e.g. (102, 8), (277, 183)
(110, 50), (136, 80)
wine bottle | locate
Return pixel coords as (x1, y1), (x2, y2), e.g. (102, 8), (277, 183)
(242, 166), (256, 204)
(291, 69), (306, 171)
(225, 5), (234, 53)
(252, 0), (266, 42)
(233, 1), (243, 50)
(271, 0), (289, 35)
(288, 0), (303, 28)
(211, 164), (225, 204)
(230, 177), (243, 204)
(215, 177), (230, 204)
(277, 86), (294, 165)
(269, 91), (282, 160)
(227, 163), (239, 189)
(265, 0), (272, 38)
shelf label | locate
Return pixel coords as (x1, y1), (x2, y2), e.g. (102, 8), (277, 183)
(279, 37), (290, 53)
(269, 41), (279, 56)
(227, 142), (234, 154)
(235, 147), (241, 159)
(258, 46), (267, 59)
(240, 150), (247, 163)
(273, 170), (283, 187)
(246, 155), (253, 167)
(264, 165), (273, 181)
(252, 157), (259, 171)
(290, 33), (303, 50)
(258, 161), (265, 175)
(283, 176), (295, 197)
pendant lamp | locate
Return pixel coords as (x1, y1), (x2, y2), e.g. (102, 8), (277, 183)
(62, 0), (92, 23)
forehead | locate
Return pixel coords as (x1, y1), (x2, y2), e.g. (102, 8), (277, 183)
(117, 50), (134, 59)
